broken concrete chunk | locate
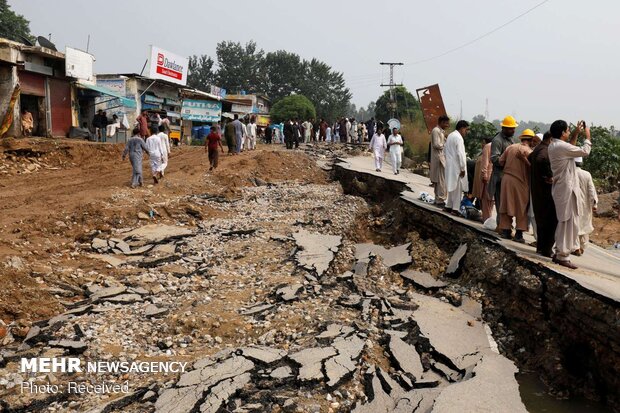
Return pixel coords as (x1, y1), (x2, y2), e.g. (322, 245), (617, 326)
(155, 383), (208, 413)
(289, 346), (337, 382)
(124, 224), (192, 245)
(352, 258), (370, 276)
(325, 335), (365, 387)
(400, 269), (447, 289)
(445, 244), (467, 278)
(177, 355), (254, 388)
(145, 304), (169, 318)
(90, 286), (127, 302)
(336, 271), (354, 281)
(409, 291), (491, 371)
(91, 238), (108, 250)
(199, 372), (252, 413)
(292, 229), (341, 277)
(103, 293), (143, 304)
(87, 254), (126, 267)
(270, 366), (293, 379)
(351, 371), (395, 413)
(125, 244), (155, 255)
(238, 346), (287, 364)
(275, 284), (304, 302)
(387, 335), (424, 380)
(355, 243), (412, 268)
(49, 340), (87, 354)
(432, 353), (528, 413)
(240, 303), (274, 316)
(316, 324), (355, 340)
(114, 240), (132, 254)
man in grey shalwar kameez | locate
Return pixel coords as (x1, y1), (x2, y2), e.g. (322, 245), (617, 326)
(122, 127), (149, 188)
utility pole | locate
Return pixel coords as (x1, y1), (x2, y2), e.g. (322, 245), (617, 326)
(380, 62), (403, 119)
(485, 98), (489, 120)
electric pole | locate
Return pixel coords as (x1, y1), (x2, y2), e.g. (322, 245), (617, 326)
(380, 62), (403, 119)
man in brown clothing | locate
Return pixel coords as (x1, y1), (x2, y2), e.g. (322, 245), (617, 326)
(497, 129), (536, 242)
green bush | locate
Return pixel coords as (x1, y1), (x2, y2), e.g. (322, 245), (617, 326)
(403, 141), (414, 159)
(583, 126), (620, 192)
(270, 94), (316, 123)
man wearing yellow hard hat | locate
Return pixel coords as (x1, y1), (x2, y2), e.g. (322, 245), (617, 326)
(496, 129), (536, 243)
(488, 115), (518, 228)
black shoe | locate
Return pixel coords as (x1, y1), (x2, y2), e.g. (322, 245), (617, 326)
(513, 230), (525, 243)
(501, 230), (512, 240)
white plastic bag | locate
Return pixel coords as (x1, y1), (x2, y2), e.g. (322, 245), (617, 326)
(483, 217), (497, 231)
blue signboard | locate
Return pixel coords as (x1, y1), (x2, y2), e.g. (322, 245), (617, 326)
(181, 99), (222, 122)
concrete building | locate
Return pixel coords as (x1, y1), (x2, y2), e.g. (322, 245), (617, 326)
(0, 38), (72, 137)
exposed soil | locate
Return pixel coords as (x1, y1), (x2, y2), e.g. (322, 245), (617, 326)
(0, 138), (328, 326)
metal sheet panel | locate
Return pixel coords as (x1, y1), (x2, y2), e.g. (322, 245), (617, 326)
(18, 71), (45, 96)
(49, 78), (71, 136)
(416, 84), (447, 133)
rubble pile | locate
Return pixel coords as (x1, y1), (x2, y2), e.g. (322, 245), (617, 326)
(1, 166), (526, 412)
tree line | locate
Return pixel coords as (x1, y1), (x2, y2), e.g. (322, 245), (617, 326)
(187, 41), (352, 122)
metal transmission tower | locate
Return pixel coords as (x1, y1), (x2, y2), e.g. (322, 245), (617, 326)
(380, 62), (403, 118)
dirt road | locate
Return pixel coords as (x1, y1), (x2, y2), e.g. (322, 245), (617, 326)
(0, 138), (325, 324)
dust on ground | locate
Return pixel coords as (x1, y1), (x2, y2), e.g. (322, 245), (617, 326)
(0, 138), (327, 326)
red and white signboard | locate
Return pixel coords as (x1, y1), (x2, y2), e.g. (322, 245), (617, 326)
(147, 46), (188, 86)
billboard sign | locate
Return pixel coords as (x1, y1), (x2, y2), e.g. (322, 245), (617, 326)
(65, 47), (95, 84)
(147, 46), (188, 86)
(181, 99), (222, 122)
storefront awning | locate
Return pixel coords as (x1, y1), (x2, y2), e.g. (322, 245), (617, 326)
(76, 81), (136, 108)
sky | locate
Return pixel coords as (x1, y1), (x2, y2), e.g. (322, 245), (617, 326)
(9, 0), (620, 126)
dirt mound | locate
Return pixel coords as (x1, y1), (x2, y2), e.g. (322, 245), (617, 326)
(215, 150), (329, 187)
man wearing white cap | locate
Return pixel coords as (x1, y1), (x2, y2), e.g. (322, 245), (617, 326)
(575, 157), (597, 255)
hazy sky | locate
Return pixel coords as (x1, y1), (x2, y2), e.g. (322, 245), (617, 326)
(9, 0), (619, 126)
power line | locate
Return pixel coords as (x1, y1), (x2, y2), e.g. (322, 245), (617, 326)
(405, 0), (550, 66)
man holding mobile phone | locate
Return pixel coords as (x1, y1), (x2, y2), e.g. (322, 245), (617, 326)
(548, 120), (592, 269)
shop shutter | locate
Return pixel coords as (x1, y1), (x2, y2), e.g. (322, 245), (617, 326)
(18, 71), (45, 96)
(48, 78), (72, 137)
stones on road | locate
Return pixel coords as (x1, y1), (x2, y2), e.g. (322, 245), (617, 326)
(292, 229), (341, 277)
(355, 243), (412, 268)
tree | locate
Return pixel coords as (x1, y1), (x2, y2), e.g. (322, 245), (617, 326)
(263, 50), (305, 102)
(298, 58), (351, 122)
(187, 55), (216, 90)
(375, 86), (421, 123)
(215, 40), (266, 94)
(269, 95), (316, 123)
(583, 126), (620, 192)
(465, 118), (498, 159)
(0, 0), (34, 44)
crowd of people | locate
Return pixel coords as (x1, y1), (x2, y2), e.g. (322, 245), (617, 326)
(429, 115), (597, 269)
(120, 109), (604, 270)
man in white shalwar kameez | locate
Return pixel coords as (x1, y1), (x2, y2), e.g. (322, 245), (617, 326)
(146, 131), (165, 184)
(157, 125), (171, 177)
(548, 120), (592, 269)
(369, 128), (387, 171)
(387, 128), (404, 175)
(444, 121), (470, 214)
(575, 157), (597, 254)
